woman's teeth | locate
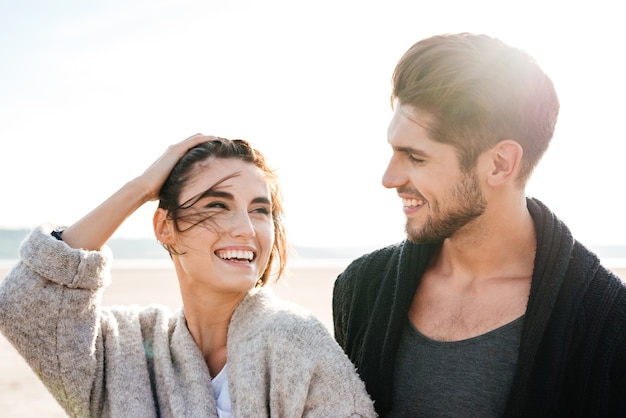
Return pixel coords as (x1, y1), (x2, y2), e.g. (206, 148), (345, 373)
(216, 249), (254, 262)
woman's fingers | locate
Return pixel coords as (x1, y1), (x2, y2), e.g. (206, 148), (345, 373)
(141, 134), (217, 201)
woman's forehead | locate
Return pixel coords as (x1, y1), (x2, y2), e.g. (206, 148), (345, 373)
(181, 158), (270, 202)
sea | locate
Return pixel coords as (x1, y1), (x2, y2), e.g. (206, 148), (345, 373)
(0, 257), (358, 271)
(1, 257), (626, 271)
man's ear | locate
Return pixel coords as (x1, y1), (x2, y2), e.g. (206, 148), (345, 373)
(153, 208), (174, 245)
(487, 140), (523, 186)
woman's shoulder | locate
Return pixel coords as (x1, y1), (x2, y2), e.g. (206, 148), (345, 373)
(228, 288), (353, 366)
(238, 287), (320, 325)
(230, 287), (330, 342)
(227, 289), (378, 418)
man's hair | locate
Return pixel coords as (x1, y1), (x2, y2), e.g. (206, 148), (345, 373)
(392, 32), (560, 184)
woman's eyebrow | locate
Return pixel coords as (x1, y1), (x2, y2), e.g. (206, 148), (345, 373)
(251, 197), (271, 205)
(203, 189), (233, 199)
(199, 191), (270, 206)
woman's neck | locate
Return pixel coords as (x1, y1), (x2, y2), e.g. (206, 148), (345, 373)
(181, 290), (245, 377)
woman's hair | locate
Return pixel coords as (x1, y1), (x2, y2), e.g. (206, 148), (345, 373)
(392, 32), (560, 184)
(158, 137), (287, 286)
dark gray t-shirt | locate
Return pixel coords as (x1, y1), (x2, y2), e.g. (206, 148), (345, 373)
(388, 316), (523, 417)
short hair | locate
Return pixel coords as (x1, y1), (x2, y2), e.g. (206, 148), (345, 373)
(158, 138), (287, 285)
(392, 32), (560, 183)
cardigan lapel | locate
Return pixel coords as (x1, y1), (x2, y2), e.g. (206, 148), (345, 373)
(505, 197), (575, 414)
(360, 240), (438, 413)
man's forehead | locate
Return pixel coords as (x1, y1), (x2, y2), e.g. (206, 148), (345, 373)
(397, 104), (433, 130)
(388, 105), (434, 143)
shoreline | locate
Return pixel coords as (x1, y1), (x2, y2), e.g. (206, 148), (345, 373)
(0, 257), (359, 270)
(3, 256), (626, 270)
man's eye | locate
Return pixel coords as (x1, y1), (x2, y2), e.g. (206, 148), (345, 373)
(409, 155), (425, 164)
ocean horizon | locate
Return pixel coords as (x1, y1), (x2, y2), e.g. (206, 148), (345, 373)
(2, 257), (626, 271)
(0, 257), (359, 271)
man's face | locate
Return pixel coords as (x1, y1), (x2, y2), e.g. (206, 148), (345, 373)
(382, 104), (486, 243)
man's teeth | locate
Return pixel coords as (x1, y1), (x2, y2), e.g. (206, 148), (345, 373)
(216, 249), (254, 262)
(402, 198), (425, 208)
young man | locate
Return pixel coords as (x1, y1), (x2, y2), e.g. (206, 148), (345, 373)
(333, 33), (626, 417)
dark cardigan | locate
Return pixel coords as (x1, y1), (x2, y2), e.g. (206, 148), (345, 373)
(333, 198), (626, 417)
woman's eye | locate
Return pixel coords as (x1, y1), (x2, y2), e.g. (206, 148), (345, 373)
(206, 201), (228, 209)
(252, 207), (270, 215)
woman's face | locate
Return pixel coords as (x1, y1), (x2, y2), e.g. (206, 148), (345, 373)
(169, 157), (275, 296)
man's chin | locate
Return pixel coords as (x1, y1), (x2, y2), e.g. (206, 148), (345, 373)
(407, 235), (442, 245)
(405, 227), (441, 245)
(405, 219), (455, 244)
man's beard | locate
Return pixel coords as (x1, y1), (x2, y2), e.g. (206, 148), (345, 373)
(406, 171), (487, 244)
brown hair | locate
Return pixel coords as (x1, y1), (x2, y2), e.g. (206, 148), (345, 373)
(392, 32), (560, 184)
(158, 137), (287, 285)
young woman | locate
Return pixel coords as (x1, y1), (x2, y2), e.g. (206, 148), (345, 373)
(0, 134), (376, 418)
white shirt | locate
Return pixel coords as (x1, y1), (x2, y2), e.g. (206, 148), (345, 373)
(212, 363), (233, 418)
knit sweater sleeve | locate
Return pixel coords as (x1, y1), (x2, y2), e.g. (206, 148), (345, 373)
(0, 225), (112, 418)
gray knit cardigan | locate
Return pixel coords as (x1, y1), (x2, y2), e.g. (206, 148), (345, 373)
(0, 225), (376, 418)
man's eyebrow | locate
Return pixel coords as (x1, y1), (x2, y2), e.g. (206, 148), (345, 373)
(393, 145), (431, 158)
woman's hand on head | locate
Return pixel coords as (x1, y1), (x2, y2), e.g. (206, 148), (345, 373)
(59, 134), (216, 250)
(137, 134), (217, 202)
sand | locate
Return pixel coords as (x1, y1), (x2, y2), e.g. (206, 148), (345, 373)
(1, 264), (624, 417)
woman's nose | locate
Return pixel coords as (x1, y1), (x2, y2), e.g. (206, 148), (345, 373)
(227, 211), (256, 239)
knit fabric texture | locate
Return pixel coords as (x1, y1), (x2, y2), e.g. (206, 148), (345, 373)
(0, 225), (376, 418)
(333, 197), (626, 417)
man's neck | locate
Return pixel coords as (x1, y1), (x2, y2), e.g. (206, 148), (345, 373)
(432, 198), (536, 283)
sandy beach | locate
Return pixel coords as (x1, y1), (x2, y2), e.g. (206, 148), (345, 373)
(1, 263), (625, 417)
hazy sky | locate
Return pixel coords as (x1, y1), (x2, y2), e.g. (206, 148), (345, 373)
(1, 0), (625, 248)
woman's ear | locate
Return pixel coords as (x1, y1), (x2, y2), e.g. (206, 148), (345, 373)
(153, 208), (174, 245)
(487, 140), (523, 186)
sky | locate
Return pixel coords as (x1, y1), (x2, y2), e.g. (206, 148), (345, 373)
(1, 0), (625, 249)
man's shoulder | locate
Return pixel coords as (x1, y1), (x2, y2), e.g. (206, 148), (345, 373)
(568, 241), (626, 316)
(332, 242), (412, 302)
(341, 242), (405, 276)
(571, 241), (624, 285)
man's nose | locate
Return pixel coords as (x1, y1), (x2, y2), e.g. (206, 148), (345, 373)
(382, 155), (406, 189)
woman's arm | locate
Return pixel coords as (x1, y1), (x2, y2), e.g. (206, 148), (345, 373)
(0, 227), (112, 417)
(0, 134), (216, 416)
